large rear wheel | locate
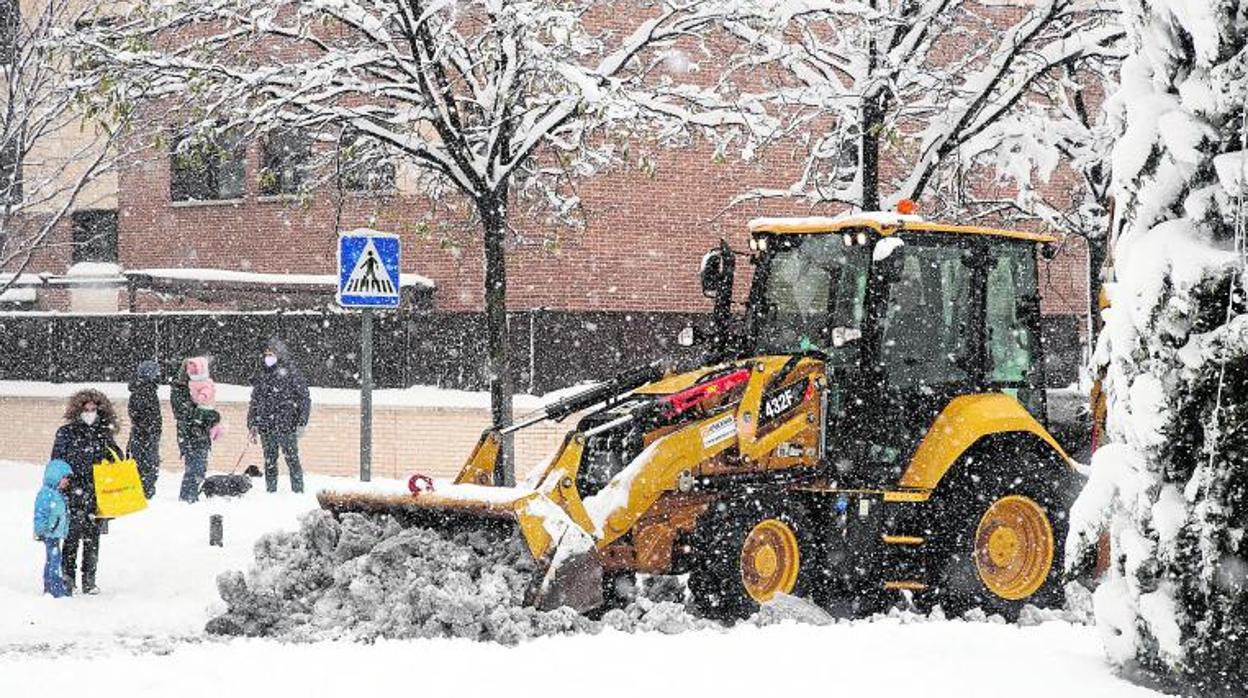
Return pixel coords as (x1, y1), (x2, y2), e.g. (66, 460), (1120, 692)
(917, 442), (1070, 619)
(687, 495), (816, 622)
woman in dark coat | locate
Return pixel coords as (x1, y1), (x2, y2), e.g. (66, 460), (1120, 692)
(51, 389), (121, 595)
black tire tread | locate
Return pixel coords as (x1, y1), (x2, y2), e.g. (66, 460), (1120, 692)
(916, 436), (1074, 620)
(687, 492), (817, 622)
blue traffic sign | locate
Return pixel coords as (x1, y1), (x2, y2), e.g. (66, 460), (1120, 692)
(337, 230), (401, 308)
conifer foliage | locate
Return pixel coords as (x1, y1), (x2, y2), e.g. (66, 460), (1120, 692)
(1067, 2), (1248, 693)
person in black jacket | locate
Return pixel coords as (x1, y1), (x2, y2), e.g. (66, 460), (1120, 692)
(51, 389), (121, 595)
(248, 338), (311, 493)
(128, 360), (163, 499)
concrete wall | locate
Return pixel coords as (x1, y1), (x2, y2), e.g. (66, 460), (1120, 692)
(0, 394), (564, 484)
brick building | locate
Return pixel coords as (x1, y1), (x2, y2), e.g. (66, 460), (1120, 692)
(7, 132), (1091, 316)
(2, 1), (1092, 373)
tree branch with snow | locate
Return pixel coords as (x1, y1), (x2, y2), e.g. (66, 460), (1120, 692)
(720, 0), (1123, 220)
(0, 0), (143, 297)
(82, 0), (766, 483)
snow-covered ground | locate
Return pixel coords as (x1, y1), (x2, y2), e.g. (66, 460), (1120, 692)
(0, 460), (1160, 697)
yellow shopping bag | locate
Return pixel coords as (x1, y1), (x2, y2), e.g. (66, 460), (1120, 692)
(94, 449), (148, 518)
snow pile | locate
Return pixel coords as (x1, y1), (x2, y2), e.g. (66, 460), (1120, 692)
(205, 511), (718, 644)
(205, 507), (1104, 647)
(748, 593), (836, 627)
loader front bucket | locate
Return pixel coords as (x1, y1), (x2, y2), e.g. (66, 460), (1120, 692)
(318, 482), (612, 613)
(529, 540), (605, 612)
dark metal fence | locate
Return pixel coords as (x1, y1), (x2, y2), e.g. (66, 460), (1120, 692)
(0, 311), (706, 394)
(0, 310), (1082, 394)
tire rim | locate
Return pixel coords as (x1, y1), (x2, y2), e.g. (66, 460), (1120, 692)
(974, 495), (1054, 601)
(740, 518), (800, 603)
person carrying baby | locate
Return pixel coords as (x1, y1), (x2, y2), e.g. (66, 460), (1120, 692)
(172, 356), (223, 503)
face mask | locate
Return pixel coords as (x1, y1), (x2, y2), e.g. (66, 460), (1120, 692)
(81, 411), (98, 426)
(264, 355), (278, 368)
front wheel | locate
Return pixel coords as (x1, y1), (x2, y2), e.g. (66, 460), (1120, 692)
(687, 495), (816, 622)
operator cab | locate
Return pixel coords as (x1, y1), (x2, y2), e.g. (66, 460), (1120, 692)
(724, 214), (1052, 488)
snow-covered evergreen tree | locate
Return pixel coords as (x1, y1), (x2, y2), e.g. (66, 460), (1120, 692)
(1067, 2), (1248, 693)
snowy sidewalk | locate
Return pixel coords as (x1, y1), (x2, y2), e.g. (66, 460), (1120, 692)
(0, 459), (343, 646)
(0, 460), (1160, 697)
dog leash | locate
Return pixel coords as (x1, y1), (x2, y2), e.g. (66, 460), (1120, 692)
(229, 441), (250, 475)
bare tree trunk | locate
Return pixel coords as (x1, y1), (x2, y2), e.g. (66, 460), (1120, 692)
(1087, 227), (1109, 340)
(481, 191), (515, 486)
(861, 9), (881, 213)
(860, 97), (882, 212)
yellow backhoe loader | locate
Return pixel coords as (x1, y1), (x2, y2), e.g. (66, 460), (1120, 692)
(320, 213), (1083, 620)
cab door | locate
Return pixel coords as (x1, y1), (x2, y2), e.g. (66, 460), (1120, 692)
(838, 234), (985, 487)
(983, 240), (1046, 420)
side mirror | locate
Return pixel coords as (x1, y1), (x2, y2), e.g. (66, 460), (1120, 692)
(700, 244), (734, 299)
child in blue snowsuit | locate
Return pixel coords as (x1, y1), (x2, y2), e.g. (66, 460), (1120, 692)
(33, 459), (73, 598)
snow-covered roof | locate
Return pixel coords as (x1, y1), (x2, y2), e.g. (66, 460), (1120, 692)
(748, 212), (1057, 243)
(749, 212), (925, 233)
(64, 262), (124, 278)
(127, 267), (434, 289)
(743, 212), (923, 233)
(0, 273), (44, 287)
(0, 287), (37, 303)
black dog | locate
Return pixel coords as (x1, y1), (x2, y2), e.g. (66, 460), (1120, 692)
(202, 474), (252, 497)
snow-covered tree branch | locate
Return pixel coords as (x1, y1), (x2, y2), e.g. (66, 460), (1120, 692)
(722, 0), (1123, 218)
(1067, 1), (1248, 693)
(0, 0), (135, 296)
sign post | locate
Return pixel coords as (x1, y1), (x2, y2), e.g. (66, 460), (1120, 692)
(337, 229), (401, 482)
(360, 309), (373, 482)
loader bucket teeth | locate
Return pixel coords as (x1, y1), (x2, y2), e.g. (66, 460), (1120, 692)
(530, 550), (606, 613)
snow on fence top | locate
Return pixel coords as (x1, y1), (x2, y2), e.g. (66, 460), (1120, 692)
(2, 268), (436, 290)
(0, 287), (36, 303)
(0, 380), (590, 411)
(64, 262), (124, 278)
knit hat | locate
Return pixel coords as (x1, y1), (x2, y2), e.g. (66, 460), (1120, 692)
(185, 356), (211, 382)
(264, 338), (290, 362)
(136, 360), (161, 381)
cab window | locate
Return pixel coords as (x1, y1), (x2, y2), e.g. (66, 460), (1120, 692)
(878, 241), (975, 389)
(985, 243), (1043, 413)
(752, 234), (869, 364)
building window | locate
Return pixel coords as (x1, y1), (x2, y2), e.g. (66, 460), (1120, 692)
(259, 130), (310, 196)
(170, 128), (246, 202)
(0, 0), (17, 64)
(338, 129), (396, 193)
(0, 129), (19, 204)
(71, 209), (119, 264)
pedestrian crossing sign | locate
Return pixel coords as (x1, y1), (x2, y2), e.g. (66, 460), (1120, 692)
(337, 229), (401, 308)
